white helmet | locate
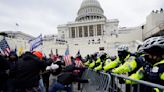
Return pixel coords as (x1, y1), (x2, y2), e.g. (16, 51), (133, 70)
(142, 36), (164, 50)
(118, 44), (129, 52)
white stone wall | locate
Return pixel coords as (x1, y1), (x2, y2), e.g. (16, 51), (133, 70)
(143, 11), (164, 39)
(57, 25), (69, 39)
(0, 36), (30, 53)
(105, 19), (119, 36)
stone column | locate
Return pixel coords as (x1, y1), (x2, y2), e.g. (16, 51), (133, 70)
(95, 25), (97, 36)
(93, 25), (96, 36)
(69, 27), (72, 38)
(88, 26), (89, 37)
(101, 24), (103, 35)
(82, 26), (84, 37)
(77, 27), (79, 38)
(103, 24), (105, 36)
(75, 27), (77, 38)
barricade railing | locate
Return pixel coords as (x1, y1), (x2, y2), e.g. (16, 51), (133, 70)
(81, 69), (164, 92)
(81, 69), (111, 92)
(110, 73), (164, 92)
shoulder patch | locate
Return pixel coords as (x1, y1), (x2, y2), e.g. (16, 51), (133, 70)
(152, 67), (159, 73)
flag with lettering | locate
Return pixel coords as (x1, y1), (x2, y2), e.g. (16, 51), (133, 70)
(29, 34), (43, 51)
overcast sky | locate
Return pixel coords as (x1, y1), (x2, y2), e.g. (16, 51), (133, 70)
(0, 0), (163, 37)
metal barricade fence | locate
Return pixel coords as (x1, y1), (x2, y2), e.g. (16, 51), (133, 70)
(81, 69), (111, 92)
(81, 69), (164, 92)
(109, 73), (164, 92)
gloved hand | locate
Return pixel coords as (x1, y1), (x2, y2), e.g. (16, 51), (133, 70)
(136, 56), (147, 66)
(46, 66), (51, 71)
(106, 71), (111, 74)
(51, 63), (59, 70)
(118, 78), (125, 84)
(143, 64), (152, 75)
(46, 63), (59, 71)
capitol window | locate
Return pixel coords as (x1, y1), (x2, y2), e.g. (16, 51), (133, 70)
(84, 26), (88, 37)
(97, 24), (101, 36)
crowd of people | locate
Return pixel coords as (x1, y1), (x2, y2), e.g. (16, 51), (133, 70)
(0, 48), (89, 92)
(0, 36), (164, 92)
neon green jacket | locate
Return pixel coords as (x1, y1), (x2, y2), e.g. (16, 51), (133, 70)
(103, 54), (131, 71)
(84, 60), (91, 66)
(88, 60), (95, 69)
(125, 67), (144, 84)
(112, 56), (137, 74)
(96, 58), (101, 64)
(89, 58), (101, 69)
(126, 59), (164, 84)
(94, 58), (111, 71)
(105, 59), (111, 66)
(94, 62), (103, 71)
(103, 57), (121, 71)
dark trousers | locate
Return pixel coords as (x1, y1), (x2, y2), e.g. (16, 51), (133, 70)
(49, 81), (72, 92)
(6, 79), (16, 92)
(0, 80), (7, 92)
(15, 86), (40, 92)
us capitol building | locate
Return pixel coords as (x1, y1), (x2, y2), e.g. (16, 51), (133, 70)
(58, 0), (119, 39)
(1, 0), (164, 56)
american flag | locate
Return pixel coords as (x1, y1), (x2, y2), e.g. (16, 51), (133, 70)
(74, 50), (84, 74)
(0, 38), (11, 56)
(64, 47), (72, 66)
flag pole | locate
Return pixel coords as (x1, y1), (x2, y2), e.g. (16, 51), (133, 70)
(16, 23), (19, 31)
(40, 34), (43, 53)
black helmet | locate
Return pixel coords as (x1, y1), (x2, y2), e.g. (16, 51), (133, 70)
(142, 36), (164, 55)
(142, 36), (164, 50)
(118, 44), (129, 52)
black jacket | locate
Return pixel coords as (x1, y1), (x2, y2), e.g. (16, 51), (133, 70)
(15, 53), (50, 89)
(57, 64), (88, 85)
(0, 55), (9, 81)
(8, 51), (18, 79)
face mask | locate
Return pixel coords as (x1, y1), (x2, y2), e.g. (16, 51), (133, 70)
(144, 55), (157, 64)
(118, 51), (128, 59)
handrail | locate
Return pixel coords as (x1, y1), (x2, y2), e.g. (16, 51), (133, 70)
(110, 73), (164, 90)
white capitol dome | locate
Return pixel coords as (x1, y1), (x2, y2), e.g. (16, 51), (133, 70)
(76, 0), (106, 21)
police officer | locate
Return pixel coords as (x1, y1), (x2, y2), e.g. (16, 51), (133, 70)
(111, 44), (144, 75)
(94, 52), (107, 71)
(88, 52), (99, 69)
(126, 36), (164, 92)
(103, 44), (131, 71)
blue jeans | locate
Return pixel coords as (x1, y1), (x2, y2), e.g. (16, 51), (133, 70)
(39, 79), (46, 92)
(49, 81), (72, 92)
(7, 79), (16, 92)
